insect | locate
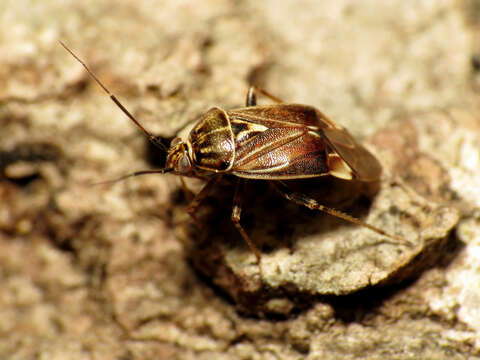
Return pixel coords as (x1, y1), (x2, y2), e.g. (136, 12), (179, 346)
(61, 42), (412, 274)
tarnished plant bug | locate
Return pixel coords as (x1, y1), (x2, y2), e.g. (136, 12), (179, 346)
(61, 42), (413, 275)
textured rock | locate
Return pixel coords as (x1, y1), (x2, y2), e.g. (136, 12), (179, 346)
(179, 123), (460, 314)
(1, 0), (479, 359)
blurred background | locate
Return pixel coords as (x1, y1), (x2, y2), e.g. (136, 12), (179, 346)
(1, 1), (480, 358)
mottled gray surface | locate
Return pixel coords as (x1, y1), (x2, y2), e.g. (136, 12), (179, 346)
(1, 0), (479, 359)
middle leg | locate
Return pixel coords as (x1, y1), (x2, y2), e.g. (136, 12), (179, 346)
(231, 179), (263, 276)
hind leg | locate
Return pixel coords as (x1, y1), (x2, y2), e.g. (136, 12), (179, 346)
(245, 86), (284, 106)
(271, 181), (414, 247)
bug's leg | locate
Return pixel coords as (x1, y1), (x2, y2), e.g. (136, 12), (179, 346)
(187, 176), (220, 228)
(271, 181), (415, 247)
(246, 87), (258, 106)
(246, 86), (283, 106)
(231, 180), (263, 275)
(179, 176), (195, 203)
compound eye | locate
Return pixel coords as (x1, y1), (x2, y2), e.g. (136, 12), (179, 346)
(178, 153), (192, 173)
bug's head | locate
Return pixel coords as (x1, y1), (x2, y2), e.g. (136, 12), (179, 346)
(165, 137), (194, 175)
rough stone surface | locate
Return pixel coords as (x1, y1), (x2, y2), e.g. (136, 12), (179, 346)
(1, 0), (480, 359)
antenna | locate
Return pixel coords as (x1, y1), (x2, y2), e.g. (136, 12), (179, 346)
(59, 41), (168, 152)
(90, 169), (173, 186)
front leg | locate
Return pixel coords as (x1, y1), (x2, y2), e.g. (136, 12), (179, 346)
(187, 176), (220, 228)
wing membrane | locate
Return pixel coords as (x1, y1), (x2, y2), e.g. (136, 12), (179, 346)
(322, 127), (381, 181)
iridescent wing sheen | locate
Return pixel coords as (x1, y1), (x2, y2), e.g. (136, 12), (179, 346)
(227, 104), (382, 181)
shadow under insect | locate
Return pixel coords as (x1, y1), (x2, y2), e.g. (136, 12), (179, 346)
(180, 174), (380, 271)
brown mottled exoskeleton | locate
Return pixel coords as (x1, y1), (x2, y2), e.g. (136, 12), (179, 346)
(61, 42), (412, 273)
